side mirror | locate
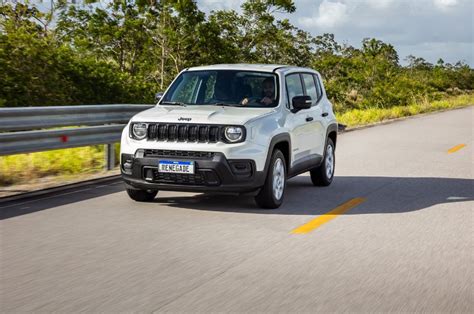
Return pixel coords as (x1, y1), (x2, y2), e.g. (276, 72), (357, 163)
(292, 95), (312, 112)
(155, 92), (164, 102)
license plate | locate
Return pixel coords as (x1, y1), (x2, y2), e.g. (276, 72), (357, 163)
(158, 160), (194, 174)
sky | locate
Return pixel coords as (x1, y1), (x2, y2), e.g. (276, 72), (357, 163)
(198, 0), (473, 66)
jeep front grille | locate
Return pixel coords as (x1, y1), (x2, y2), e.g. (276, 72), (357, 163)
(147, 123), (221, 143)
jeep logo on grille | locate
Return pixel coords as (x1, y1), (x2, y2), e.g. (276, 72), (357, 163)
(178, 117), (192, 121)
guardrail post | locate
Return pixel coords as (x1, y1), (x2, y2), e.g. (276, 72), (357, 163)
(105, 144), (115, 170)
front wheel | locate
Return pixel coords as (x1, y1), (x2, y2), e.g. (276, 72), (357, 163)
(126, 188), (158, 202)
(310, 138), (335, 186)
(255, 149), (286, 209)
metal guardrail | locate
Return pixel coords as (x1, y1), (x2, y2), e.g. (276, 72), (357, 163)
(0, 104), (154, 169)
(0, 105), (153, 131)
(1, 104), (344, 170)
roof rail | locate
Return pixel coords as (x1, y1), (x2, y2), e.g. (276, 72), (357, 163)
(272, 65), (290, 73)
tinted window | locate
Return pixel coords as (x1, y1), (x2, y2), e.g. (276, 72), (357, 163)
(313, 74), (323, 98)
(286, 74), (304, 108)
(172, 74), (202, 103)
(162, 70), (279, 107)
(302, 74), (318, 105)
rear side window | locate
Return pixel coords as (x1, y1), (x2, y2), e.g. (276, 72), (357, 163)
(302, 73), (318, 105)
(313, 74), (323, 98)
(286, 74), (304, 108)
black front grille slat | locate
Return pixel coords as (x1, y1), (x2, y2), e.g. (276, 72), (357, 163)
(168, 124), (178, 141)
(148, 123), (221, 143)
(158, 124), (167, 140)
(188, 125), (198, 142)
(148, 124), (158, 139)
(209, 126), (219, 142)
(178, 125), (187, 142)
(198, 126), (208, 142)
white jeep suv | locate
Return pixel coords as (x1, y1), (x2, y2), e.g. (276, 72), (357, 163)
(121, 64), (338, 208)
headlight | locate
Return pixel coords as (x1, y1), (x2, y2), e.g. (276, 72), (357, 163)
(224, 126), (244, 143)
(131, 123), (148, 140)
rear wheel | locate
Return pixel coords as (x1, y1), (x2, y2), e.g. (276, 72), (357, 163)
(255, 149), (286, 209)
(126, 189), (158, 202)
(310, 138), (335, 186)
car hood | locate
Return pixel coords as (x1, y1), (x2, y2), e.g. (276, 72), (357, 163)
(131, 105), (276, 125)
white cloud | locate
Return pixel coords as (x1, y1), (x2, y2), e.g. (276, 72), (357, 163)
(363, 0), (395, 10)
(300, 0), (348, 28)
(433, 0), (458, 10)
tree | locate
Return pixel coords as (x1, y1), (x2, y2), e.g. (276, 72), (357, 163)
(0, 0), (472, 108)
(362, 38), (399, 66)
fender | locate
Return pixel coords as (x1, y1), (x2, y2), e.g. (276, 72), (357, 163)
(262, 133), (292, 178)
(325, 123), (338, 151)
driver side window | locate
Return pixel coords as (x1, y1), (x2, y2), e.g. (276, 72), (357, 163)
(285, 73), (304, 109)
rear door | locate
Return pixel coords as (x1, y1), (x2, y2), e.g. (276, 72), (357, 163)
(285, 73), (313, 167)
(301, 73), (326, 156)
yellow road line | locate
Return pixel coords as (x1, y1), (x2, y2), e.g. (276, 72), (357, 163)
(447, 144), (466, 153)
(291, 198), (366, 234)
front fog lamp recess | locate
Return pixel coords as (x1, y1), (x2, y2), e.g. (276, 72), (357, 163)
(132, 123), (148, 140)
(224, 126), (243, 143)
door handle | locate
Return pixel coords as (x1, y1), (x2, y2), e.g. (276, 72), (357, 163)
(306, 117), (314, 122)
(322, 112), (328, 117)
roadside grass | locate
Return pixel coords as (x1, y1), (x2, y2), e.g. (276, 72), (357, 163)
(0, 144), (120, 186)
(0, 94), (472, 187)
(336, 93), (473, 127)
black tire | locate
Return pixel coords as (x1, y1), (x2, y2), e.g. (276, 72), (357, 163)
(126, 188), (158, 202)
(310, 138), (335, 186)
(255, 149), (286, 209)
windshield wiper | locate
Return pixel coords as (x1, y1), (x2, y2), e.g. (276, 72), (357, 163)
(160, 101), (187, 107)
(210, 103), (243, 107)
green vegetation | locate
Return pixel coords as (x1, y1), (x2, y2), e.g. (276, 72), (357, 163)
(0, 144), (120, 186)
(0, 1), (472, 108)
(337, 94), (473, 127)
(0, 1), (472, 187)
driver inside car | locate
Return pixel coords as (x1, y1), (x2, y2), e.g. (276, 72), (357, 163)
(240, 77), (275, 106)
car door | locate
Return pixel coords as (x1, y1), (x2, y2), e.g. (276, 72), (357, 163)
(301, 73), (326, 157)
(285, 73), (313, 168)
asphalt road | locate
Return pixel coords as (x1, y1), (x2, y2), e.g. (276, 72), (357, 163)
(1, 107), (473, 313)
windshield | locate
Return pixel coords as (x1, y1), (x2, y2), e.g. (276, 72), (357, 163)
(161, 70), (279, 107)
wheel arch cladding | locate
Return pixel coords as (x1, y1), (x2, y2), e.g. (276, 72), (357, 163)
(326, 123), (338, 149)
(265, 133), (291, 174)
(274, 141), (290, 170)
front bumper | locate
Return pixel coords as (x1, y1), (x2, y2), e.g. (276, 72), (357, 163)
(121, 151), (266, 193)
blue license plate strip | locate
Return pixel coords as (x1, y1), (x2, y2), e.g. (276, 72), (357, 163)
(158, 160), (195, 174)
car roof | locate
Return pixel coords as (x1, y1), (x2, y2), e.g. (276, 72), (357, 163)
(186, 64), (289, 72)
(186, 64), (318, 75)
